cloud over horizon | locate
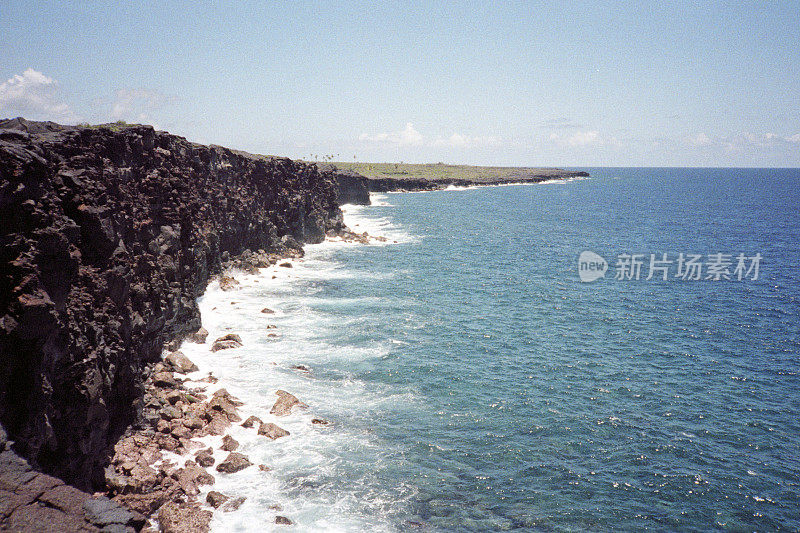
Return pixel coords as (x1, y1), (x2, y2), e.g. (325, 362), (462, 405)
(360, 123), (502, 150)
(0, 68), (78, 123)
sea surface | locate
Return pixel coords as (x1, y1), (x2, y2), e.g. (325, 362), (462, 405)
(178, 168), (800, 532)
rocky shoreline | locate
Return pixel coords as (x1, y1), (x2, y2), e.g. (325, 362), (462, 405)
(100, 242), (370, 531)
(0, 118), (352, 531)
(0, 117), (569, 531)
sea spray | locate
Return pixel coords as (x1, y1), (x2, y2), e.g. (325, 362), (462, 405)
(174, 199), (419, 531)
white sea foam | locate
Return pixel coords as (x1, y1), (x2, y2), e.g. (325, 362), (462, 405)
(170, 206), (417, 532)
(340, 201), (417, 244)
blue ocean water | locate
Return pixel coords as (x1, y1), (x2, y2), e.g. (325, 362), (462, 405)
(183, 168), (800, 531)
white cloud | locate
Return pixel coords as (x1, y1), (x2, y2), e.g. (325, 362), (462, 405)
(687, 132), (800, 149)
(360, 123), (502, 149)
(359, 122), (424, 146)
(0, 68), (78, 123)
(431, 133), (502, 148)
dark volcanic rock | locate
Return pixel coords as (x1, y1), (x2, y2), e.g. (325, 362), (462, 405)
(215, 452), (252, 473)
(0, 118), (344, 490)
(164, 351), (198, 374)
(270, 390), (307, 417)
(158, 501), (212, 533)
(257, 422), (290, 440)
(206, 490), (228, 509)
(211, 333), (243, 352)
(220, 434), (239, 451)
(0, 447), (140, 531)
(333, 170), (371, 205)
(241, 415), (262, 428)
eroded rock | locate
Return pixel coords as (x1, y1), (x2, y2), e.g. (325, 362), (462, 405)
(221, 435), (239, 451)
(206, 491), (229, 509)
(215, 452), (253, 474)
(211, 334), (243, 352)
(219, 275), (240, 291)
(241, 415), (263, 428)
(270, 390), (308, 417)
(257, 422), (290, 440)
(158, 502), (212, 533)
(165, 351), (199, 373)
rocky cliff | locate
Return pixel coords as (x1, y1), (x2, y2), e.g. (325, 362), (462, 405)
(332, 169), (371, 205)
(0, 118), (344, 491)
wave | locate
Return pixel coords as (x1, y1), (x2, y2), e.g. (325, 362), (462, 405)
(171, 201), (418, 531)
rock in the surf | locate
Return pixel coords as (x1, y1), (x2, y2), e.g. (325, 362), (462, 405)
(270, 390), (307, 417)
(216, 452), (253, 473)
(211, 333), (243, 351)
(257, 422), (290, 440)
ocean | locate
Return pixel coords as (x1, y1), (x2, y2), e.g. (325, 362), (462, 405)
(176, 168), (800, 532)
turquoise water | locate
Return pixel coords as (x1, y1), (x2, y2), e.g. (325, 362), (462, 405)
(185, 168), (800, 531)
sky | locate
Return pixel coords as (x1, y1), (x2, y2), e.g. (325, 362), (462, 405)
(1, 1), (799, 167)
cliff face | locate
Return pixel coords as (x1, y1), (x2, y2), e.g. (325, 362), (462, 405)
(333, 170), (370, 205)
(0, 119), (343, 489)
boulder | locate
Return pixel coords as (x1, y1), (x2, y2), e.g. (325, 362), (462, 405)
(257, 422), (290, 440)
(128, 464), (159, 493)
(170, 425), (192, 440)
(153, 371), (177, 388)
(195, 448), (215, 467)
(165, 351), (199, 373)
(241, 415), (263, 428)
(219, 275), (240, 291)
(157, 502), (212, 533)
(161, 406), (181, 420)
(189, 327), (209, 343)
(207, 395), (241, 423)
(202, 413), (230, 436)
(275, 516), (294, 525)
(173, 460), (214, 496)
(260, 307), (275, 314)
(270, 390), (308, 417)
(213, 388), (244, 406)
(183, 415), (204, 430)
(216, 452), (253, 474)
(211, 340), (241, 352)
(211, 333), (243, 352)
(221, 435), (239, 451)
(206, 491), (229, 509)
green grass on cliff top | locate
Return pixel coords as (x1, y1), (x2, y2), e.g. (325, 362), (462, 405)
(327, 161), (575, 182)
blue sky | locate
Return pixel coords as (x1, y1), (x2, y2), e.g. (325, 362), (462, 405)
(1, 1), (799, 167)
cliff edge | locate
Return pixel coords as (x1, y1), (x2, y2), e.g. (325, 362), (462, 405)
(0, 118), (344, 492)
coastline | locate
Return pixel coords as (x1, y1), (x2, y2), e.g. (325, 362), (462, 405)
(104, 206), (397, 531)
(0, 118), (591, 531)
